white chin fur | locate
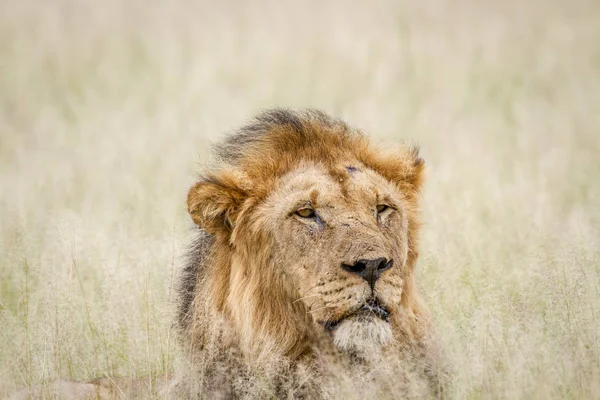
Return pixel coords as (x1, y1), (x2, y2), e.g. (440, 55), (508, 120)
(332, 315), (393, 354)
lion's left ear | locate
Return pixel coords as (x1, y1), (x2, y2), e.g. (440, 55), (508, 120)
(362, 144), (425, 193)
(401, 145), (425, 192)
(187, 174), (246, 234)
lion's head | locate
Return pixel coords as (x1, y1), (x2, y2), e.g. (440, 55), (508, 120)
(179, 109), (431, 365)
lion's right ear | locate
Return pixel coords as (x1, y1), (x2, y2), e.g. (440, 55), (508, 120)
(187, 176), (245, 234)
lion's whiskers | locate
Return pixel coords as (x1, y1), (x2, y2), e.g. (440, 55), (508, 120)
(293, 292), (321, 305)
(298, 283), (321, 297)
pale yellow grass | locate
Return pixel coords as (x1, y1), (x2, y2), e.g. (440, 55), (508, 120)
(1, 0), (599, 398)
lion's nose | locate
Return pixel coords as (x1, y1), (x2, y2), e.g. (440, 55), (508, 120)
(341, 257), (393, 291)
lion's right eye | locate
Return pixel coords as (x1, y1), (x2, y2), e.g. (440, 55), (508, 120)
(296, 208), (315, 218)
(376, 204), (389, 213)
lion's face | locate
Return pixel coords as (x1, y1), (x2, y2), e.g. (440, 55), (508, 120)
(185, 110), (427, 360)
(249, 161), (409, 353)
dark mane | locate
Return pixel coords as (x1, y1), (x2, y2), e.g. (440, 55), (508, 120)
(177, 229), (214, 332)
(213, 108), (353, 165)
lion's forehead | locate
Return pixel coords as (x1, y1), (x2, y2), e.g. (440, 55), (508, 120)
(269, 161), (400, 208)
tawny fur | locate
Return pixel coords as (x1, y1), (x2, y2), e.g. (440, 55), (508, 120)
(177, 109), (443, 398)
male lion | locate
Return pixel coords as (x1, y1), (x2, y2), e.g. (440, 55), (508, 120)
(175, 109), (442, 398)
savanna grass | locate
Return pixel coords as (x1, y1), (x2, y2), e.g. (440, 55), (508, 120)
(1, 0), (599, 398)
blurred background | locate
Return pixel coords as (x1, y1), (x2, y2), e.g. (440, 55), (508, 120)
(1, 0), (599, 398)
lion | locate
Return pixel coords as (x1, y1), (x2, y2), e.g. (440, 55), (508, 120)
(173, 109), (443, 398)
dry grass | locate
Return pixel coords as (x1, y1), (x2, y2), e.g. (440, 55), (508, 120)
(1, 0), (599, 398)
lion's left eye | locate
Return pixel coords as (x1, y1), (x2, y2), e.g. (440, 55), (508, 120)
(376, 204), (390, 214)
(296, 208), (315, 218)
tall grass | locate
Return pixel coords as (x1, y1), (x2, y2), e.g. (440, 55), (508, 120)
(1, 0), (599, 398)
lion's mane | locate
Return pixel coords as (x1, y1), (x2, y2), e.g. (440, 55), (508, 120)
(175, 109), (441, 398)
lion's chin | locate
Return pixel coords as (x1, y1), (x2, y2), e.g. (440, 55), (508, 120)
(331, 314), (393, 354)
